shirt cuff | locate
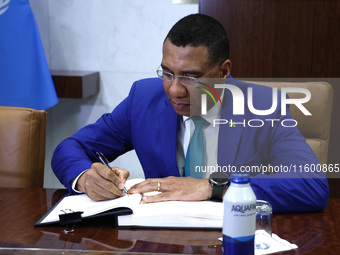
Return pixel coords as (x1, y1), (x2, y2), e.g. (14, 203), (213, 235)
(71, 169), (88, 194)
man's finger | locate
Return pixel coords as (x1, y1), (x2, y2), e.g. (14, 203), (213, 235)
(82, 163), (127, 199)
(129, 178), (162, 194)
(90, 174), (125, 200)
(95, 165), (127, 191)
(112, 167), (130, 187)
(142, 192), (171, 203)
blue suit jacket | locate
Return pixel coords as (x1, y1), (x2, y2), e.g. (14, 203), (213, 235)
(52, 77), (329, 213)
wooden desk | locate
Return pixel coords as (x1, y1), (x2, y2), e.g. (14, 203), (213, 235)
(0, 188), (339, 254)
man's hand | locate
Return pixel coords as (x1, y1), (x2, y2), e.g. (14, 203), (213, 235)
(76, 162), (130, 201)
(128, 176), (213, 203)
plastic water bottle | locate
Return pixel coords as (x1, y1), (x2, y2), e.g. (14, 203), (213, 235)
(222, 174), (256, 255)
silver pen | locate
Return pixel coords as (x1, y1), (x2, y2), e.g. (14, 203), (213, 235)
(96, 152), (129, 196)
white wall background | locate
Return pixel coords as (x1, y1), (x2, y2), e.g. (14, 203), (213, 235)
(29, 0), (198, 188)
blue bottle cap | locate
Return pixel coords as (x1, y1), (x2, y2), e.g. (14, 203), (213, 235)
(230, 173), (250, 184)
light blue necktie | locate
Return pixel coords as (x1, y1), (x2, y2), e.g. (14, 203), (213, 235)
(184, 116), (207, 178)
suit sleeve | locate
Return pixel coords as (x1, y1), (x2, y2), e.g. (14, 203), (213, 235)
(51, 83), (137, 193)
(250, 102), (329, 213)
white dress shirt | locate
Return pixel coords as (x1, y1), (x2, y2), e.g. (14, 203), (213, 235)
(177, 90), (224, 179)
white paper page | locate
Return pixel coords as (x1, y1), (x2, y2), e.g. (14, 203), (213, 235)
(40, 178), (145, 224)
(118, 200), (223, 228)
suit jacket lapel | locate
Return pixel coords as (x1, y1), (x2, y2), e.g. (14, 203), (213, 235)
(218, 78), (245, 167)
(158, 100), (180, 177)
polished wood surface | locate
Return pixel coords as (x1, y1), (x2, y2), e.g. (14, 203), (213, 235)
(0, 187), (339, 254)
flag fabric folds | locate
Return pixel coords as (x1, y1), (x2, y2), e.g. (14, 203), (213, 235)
(0, 0), (58, 110)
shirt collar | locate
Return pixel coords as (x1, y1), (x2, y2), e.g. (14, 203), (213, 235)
(182, 89), (225, 124)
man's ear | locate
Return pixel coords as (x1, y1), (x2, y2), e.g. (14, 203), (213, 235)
(220, 59), (232, 78)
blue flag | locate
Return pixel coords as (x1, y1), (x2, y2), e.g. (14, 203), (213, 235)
(0, 0), (58, 110)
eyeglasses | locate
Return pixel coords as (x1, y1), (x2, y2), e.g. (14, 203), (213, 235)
(156, 63), (221, 86)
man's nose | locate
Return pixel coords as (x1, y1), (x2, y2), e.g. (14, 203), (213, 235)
(169, 77), (188, 97)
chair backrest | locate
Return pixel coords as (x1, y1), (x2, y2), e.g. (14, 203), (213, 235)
(0, 106), (47, 188)
(245, 81), (333, 165)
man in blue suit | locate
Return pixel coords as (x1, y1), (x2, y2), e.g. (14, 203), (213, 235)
(52, 14), (329, 213)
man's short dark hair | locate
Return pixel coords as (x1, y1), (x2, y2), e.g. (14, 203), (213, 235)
(164, 14), (229, 65)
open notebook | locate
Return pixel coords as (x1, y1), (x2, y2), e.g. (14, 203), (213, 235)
(35, 178), (223, 229)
